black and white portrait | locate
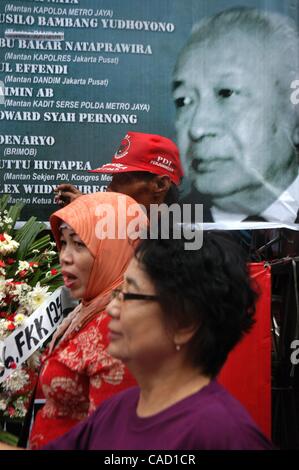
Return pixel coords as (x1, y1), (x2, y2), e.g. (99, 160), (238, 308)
(173, 7), (299, 224)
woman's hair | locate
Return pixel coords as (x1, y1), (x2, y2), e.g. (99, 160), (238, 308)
(135, 229), (258, 377)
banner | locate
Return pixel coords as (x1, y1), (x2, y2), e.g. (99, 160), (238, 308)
(0, 0), (298, 229)
(219, 263), (272, 438)
(0, 0), (187, 220)
(0, 287), (64, 383)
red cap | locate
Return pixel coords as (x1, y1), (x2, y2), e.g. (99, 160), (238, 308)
(89, 131), (183, 185)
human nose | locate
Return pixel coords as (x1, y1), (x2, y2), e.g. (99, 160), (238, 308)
(188, 94), (219, 142)
(59, 245), (73, 266)
(107, 296), (121, 319)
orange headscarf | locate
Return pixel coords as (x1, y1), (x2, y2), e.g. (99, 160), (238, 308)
(49, 191), (147, 349)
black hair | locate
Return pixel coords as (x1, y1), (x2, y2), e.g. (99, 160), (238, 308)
(135, 229), (258, 377)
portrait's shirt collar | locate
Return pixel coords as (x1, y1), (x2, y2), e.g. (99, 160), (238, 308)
(210, 173), (299, 223)
(260, 173), (299, 223)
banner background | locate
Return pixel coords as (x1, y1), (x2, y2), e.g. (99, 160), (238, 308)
(219, 263), (272, 438)
(0, 0), (297, 221)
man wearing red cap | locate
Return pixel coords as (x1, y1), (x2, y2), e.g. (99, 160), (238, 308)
(54, 132), (183, 213)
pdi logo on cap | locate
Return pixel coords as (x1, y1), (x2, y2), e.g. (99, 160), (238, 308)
(114, 134), (131, 159)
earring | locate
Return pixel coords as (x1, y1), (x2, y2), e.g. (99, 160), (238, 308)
(175, 344), (181, 352)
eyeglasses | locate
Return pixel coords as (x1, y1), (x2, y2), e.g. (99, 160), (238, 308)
(110, 288), (159, 302)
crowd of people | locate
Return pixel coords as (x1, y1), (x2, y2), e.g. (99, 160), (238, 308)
(0, 129), (273, 451)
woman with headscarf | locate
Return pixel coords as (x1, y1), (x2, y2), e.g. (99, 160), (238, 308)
(29, 191), (147, 449)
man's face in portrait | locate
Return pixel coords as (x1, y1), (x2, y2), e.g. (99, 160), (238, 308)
(173, 29), (297, 213)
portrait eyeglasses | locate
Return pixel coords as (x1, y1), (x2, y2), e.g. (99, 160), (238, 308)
(111, 288), (159, 302)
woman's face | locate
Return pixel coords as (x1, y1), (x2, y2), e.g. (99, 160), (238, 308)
(107, 257), (175, 367)
(59, 226), (94, 300)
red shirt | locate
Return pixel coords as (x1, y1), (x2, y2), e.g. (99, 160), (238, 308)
(29, 311), (136, 449)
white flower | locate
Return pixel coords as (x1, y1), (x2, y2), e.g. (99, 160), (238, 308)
(3, 216), (13, 225)
(13, 397), (28, 417)
(16, 260), (32, 275)
(12, 282), (32, 305)
(0, 319), (10, 339)
(0, 200), (60, 417)
(45, 251), (57, 256)
(0, 399), (7, 411)
(14, 313), (25, 325)
(3, 320), (11, 330)
(0, 280), (7, 302)
(15, 305), (28, 318)
(26, 282), (49, 311)
(2, 368), (29, 393)
(0, 233), (19, 255)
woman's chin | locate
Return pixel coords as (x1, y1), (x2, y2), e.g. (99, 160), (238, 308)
(68, 287), (84, 300)
(107, 343), (124, 360)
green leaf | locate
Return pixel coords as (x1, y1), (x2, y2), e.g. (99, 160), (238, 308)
(0, 430), (19, 446)
(14, 218), (46, 259)
(0, 195), (10, 212)
(7, 203), (25, 230)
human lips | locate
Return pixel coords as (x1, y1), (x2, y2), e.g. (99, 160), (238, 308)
(108, 331), (122, 342)
(61, 270), (78, 289)
(191, 156), (233, 173)
(108, 323), (122, 342)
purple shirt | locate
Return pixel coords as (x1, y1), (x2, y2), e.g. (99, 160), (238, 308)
(42, 380), (273, 450)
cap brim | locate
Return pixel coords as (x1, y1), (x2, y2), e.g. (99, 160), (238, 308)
(89, 162), (180, 185)
(89, 163), (153, 174)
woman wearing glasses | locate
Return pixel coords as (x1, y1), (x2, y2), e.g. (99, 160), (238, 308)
(40, 230), (273, 450)
(28, 192), (146, 449)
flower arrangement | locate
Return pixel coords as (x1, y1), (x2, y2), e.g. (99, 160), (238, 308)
(0, 195), (61, 420)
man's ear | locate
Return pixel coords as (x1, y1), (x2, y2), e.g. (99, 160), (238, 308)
(153, 175), (172, 193)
